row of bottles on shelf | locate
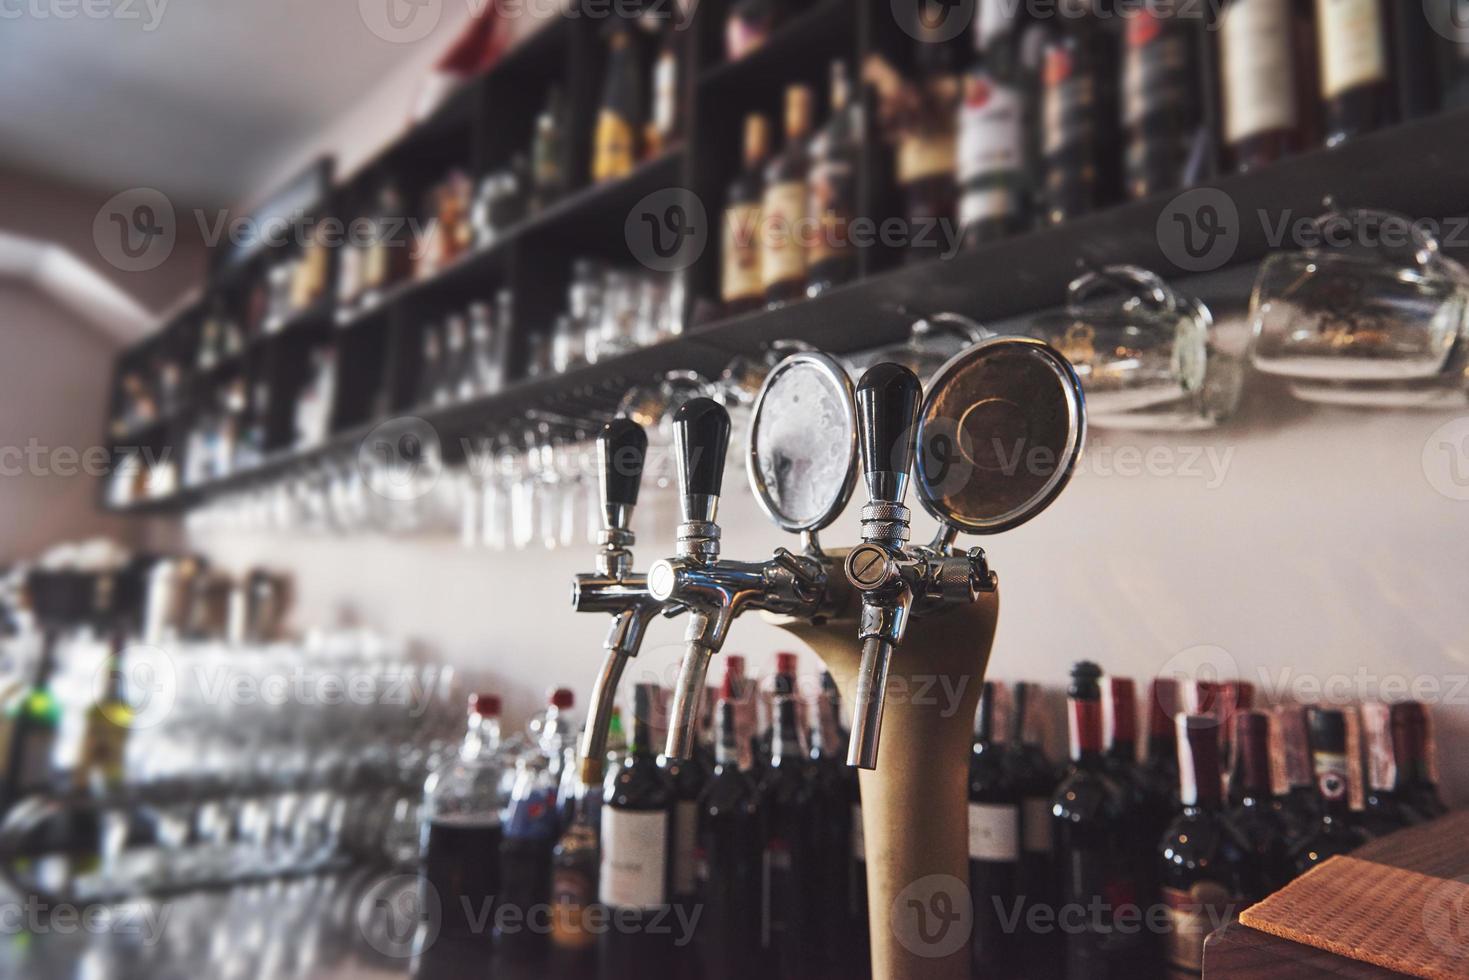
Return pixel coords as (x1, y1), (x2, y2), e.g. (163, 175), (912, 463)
(412, 653), (1450, 979)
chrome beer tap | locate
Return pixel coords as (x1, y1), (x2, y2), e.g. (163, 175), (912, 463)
(650, 391), (852, 761)
(570, 418), (668, 786)
(843, 339), (1088, 769)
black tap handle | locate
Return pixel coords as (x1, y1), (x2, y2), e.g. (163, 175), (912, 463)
(598, 418), (648, 508)
(855, 363), (922, 503)
(673, 398), (731, 499)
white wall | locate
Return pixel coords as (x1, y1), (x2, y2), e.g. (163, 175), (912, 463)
(184, 380), (1469, 805)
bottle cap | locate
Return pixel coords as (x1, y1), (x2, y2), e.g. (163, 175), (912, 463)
(776, 652), (799, 677)
(550, 687), (575, 710)
(471, 693), (501, 717)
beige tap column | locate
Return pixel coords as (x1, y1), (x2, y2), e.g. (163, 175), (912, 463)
(774, 587), (999, 980)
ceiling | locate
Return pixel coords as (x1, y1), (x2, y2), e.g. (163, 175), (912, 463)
(0, 0), (471, 208)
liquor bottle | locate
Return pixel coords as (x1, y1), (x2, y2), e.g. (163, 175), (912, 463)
(660, 726), (708, 917)
(1217, 0), (1317, 171)
(1037, 0), (1121, 225)
(808, 667), (855, 974)
(899, 21), (964, 261)
(1271, 705), (1319, 837)
(606, 705), (629, 771)
(1358, 702), (1417, 837)
(1005, 679), (1057, 975)
(806, 60), (861, 296)
(695, 678), (763, 980)
(1140, 677), (1182, 804)
(0, 642), (59, 812)
(1104, 676), (1171, 923)
(531, 87), (566, 211)
(1389, 701), (1447, 820)
(1226, 711), (1293, 896)
(600, 683), (674, 977)
(549, 782), (599, 963)
(593, 19), (644, 184)
(646, 16), (680, 159)
(757, 662), (816, 979)
(1315, 0), (1395, 146)
(419, 694), (506, 940)
(1052, 662), (1144, 978)
(722, 114), (771, 317)
(761, 85), (814, 307)
(1288, 707), (1368, 875)
(959, 0), (1034, 247)
(498, 754), (560, 954)
(968, 682), (1020, 974)
(75, 633), (131, 795)
(1159, 715), (1253, 977)
(539, 687), (578, 782)
(1218, 681), (1255, 775)
(1122, 0), (1202, 199)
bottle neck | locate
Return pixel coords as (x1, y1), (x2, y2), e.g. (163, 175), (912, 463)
(463, 714), (501, 759)
(975, 686), (995, 745)
(771, 696), (802, 765)
(1391, 713), (1435, 789)
(714, 701), (740, 768)
(1230, 730), (1273, 803)
(1068, 696), (1103, 766)
(1179, 717), (1223, 810)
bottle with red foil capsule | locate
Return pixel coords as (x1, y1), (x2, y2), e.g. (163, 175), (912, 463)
(808, 669), (854, 975)
(1141, 677), (1183, 804)
(695, 674), (762, 979)
(969, 681), (1020, 974)
(1005, 680), (1059, 976)
(1217, 681), (1255, 781)
(1159, 714), (1252, 977)
(659, 698), (709, 929)
(1271, 704), (1319, 837)
(1288, 707), (1368, 875)
(834, 667), (868, 959)
(1121, 0), (1202, 199)
(1051, 662), (1144, 978)
(958, 0), (1035, 247)
(1226, 711), (1293, 894)
(757, 660), (816, 979)
(1037, 0), (1120, 225)
(1359, 702), (1417, 836)
(1390, 701), (1447, 820)
(1103, 676), (1171, 939)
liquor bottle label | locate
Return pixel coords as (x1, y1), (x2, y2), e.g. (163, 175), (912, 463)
(1022, 796), (1053, 854)
(1163, 883), (1244, 972)
(1220, 0), (1298, 142)
(807, 158), (855, 266)
(599, 808), (668, 910)
(959, 74), (1024, 184)
(960, 187), (1018, 227)
(898, 131), (958, 184)
(851, 803), (866, 861)
(1313, 750), (1350, 803)
(1123, 14), (1188, 126)
(593, 110), (636, 183)
(968, 802), (1021, 862)
(760, 180), (808, 288)
(1316, 0), (1388, 98)
(1042, 48), (1096, 155)
(653, 52), (678, 139)
(551, 866), (597, 950)
(672, 800), (699, 896)
(722, 202), (763, 302)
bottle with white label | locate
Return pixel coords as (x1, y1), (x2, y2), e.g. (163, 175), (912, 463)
(968, 682), (1021, 973)
(1217, 0), (1319, 171)
(1287, 707), (1368, 875)
(1315, 0), (1395, 145)
(600, 683), (674, 976)
(958, 0), (1034, 246)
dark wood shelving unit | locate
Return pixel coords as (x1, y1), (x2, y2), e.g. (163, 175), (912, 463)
(103, 0), (1469, 515)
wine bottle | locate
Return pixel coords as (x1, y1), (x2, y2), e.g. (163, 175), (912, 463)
(696, 678), (763, 979)
(806, 60), (861, 297)
(807, 669), (854, 974)
(1037, 0), (1120, 225)
(660, 726), (708, 916)
(1315, 0), (1396, 146)
(1103, 676), (1171, 942)
(1435, 10), (1469, 109)
(550, 782), (600, 961)
(1140, 677), (1182, 805)
(1004, 681), (1058, 975)
(1122, 0), (1201, 199)
(419, 694), (506, 940)
(75, 632), (131, 795)
(498, 754), (560, 954)
(959, 0), (1033, 247)
(1271, 705), (1320, 837)
(530, 87), (566, 211)
(600, 683), (675, 977)
(757, 662), (816, 979)
(968, 681), (1020, 973)
(593, 19), (644, 184)
(1051, 662), (1139, 979)
(1288, 707), (1368, 875)
(1225, 711), (1294, 896)
(1159, 714), (1252, 977)
(1389, 701), (1447, 820)
(722, 114), (771, 317)
(762, 85), (814, 307)
(1, 639), (59, 812)
(899, 20), (964, 261)
(1217, 0), (1318, 171)
(1359, 702), (1416, 837)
